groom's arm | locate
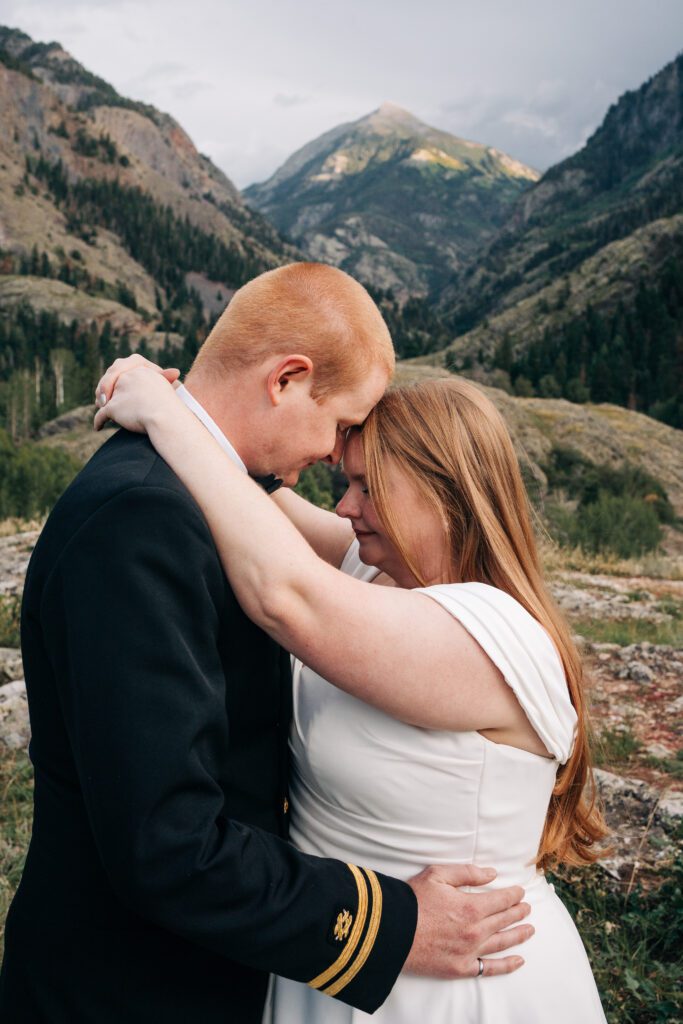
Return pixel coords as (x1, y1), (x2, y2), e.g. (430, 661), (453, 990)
(41, 481), (415, 1013)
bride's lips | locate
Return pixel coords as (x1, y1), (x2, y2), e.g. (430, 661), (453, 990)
(353, 528), (375, 539)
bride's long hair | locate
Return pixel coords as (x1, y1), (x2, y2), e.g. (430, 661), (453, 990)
(360, 376), (607, 869)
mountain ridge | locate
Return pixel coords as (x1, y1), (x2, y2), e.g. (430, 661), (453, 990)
(426, 52), (683, 427)
(0, 24), (295, 317)
(441, 53), (683, 329)
(244, 104), (539, 300)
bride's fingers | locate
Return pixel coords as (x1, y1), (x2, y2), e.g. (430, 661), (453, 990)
(478, 923), (535, 957)
(476, 955), (525, 978)
(94, 354), (147, 404)
(94, 354), (178, 407)
(93, 404), (113, 431)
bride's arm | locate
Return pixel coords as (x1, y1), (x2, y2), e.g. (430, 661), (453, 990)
(94, 368), (522, 735)
(272, 488), (354, 568)
(95, 354), (354, 568)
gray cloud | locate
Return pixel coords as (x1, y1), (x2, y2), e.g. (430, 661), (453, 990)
(2, 0), (683, 186)
(273, 93), (309, 108)
(170, 79), (211, 100)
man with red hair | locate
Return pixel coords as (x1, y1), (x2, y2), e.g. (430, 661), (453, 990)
(0, 263), (530, 1023)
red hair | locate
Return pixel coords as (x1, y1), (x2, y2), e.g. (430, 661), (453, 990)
(362, 377), (608, 869)
(192, 263), (395, 396)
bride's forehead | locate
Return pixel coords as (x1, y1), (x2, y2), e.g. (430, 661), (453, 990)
(341, 432), (365, 476)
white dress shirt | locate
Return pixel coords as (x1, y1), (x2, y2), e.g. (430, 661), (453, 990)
(176, 384), (247, 474)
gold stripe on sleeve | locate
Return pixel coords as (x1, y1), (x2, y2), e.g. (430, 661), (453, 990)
(308, 863), (368, 991)
(321, 868), (383, 998)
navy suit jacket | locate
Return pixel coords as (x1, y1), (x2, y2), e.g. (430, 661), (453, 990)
(0, 430), (417, 1023)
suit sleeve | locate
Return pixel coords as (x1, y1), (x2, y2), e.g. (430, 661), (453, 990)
(41, 482), (417, 1013)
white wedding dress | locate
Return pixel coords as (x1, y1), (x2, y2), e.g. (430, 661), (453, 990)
(265, 541), (606, 1023)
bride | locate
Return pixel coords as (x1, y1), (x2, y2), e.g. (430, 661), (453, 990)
(94, 362), (607, 1023)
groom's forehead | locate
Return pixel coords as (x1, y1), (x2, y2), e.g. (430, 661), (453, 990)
(338, 368), (388, 419)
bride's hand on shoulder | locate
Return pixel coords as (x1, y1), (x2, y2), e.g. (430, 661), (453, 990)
(93, 364), (179, 434)
(94, 353), (181, 410)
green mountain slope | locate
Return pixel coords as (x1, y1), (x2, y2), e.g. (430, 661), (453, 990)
(244, 103), (539, 300)
(429, 54), (683, 427)
(442, 54), (683, 330)
(0, 25), (297, 439)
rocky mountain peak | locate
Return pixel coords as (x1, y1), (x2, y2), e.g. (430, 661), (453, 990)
(244, 105), (539, 300)
(0, 26), (34, 57)
(362, 102), (422, 131)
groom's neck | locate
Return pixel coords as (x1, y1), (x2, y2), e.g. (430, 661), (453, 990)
(183, 370), (251, 465)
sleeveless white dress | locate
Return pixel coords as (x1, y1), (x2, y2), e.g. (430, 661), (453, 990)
(265, 542), (606, 1023)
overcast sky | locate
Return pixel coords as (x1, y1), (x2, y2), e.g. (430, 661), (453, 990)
(2, 0), (682, 187)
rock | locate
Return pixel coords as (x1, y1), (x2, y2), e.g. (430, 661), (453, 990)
(626, 661), (654, 684)
(0, 679), (26, 699)
(667, 695), (683, 714)
(594, 768), (650, 802)
(658, 792), (683, 820)
(0, 530), (39, 597)
(593, 769), (681, 881)
(0, 677), (29, 751)
(646, 741), (674, 759)
(0, 647), (23, 684)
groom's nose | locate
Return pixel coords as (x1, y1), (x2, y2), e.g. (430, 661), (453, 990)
(323, 430), (345, 466)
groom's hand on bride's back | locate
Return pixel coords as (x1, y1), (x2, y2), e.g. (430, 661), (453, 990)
(404, 864), (533, 979)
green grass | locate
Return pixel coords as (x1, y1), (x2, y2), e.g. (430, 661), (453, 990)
(549, 861), (683, 1024)
(644, 750), (683, 781)
(0, 749), (34, 960)
(570, 616), (683, 647)
(656, 598), (683, 620)
(0, 594), (21, 648)
(593, 725), (642, 769)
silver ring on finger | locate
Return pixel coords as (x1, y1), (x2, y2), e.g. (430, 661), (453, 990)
(476, 957), (484, 978)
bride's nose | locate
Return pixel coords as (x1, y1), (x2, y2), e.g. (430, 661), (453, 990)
(336, 488), (359, 520)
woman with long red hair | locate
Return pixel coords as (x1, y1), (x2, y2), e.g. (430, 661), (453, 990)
(95, 364), (607, 1023)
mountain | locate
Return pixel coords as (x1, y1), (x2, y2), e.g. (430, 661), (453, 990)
(392, 365), (683, 518)
(0, 25), (299, 440)
(442, 54), (683, 329)
(243, 103), (539, 301)
(0, 27), (292, 295)
(429, 53), (683, 427)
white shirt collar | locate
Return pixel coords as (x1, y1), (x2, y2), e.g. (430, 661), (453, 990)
(176, 384), (247, 474)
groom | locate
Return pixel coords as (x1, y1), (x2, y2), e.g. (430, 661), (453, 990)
(0, 263), (531, 1023)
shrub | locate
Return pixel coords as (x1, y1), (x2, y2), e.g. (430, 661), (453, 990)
(0, 431), (80, 519)
(0, 594), (21, 648)
(295, 463), (336, 511)
(549, 861), (683, 1023)
(543, 445), (676, 558)
(569, 492), (662, 558)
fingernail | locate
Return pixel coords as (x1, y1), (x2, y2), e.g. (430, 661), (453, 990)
(484, 868), (496, 880)
(515, 957), (525, 967)
(99, 393), (107, 407)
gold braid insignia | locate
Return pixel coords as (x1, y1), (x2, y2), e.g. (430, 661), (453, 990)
(322, 869), (383, 997)
(308, 864), (368, 991)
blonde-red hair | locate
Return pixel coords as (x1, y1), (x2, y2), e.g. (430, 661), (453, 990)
(361, 377), (608, 870)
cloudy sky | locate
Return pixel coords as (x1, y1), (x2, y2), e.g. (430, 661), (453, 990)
(2, 0), (682, 187)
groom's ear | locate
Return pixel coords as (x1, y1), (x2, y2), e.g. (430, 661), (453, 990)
(266, 355), (314, 406)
